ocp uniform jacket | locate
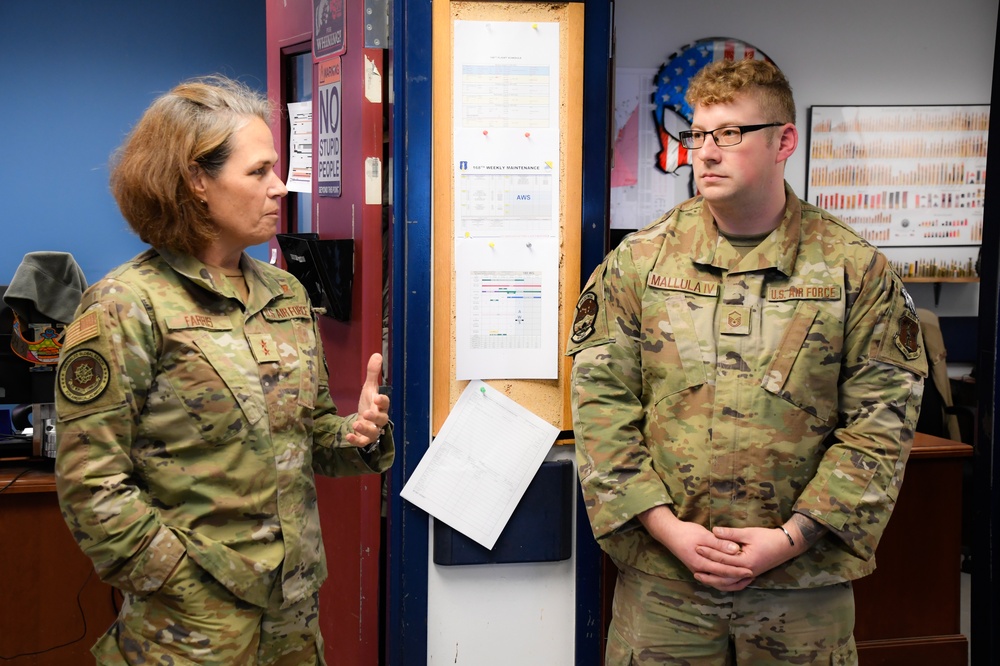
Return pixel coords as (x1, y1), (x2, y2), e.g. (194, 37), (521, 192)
(55, 248), (393, 608)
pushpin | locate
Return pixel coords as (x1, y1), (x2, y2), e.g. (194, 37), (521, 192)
(531, 23), (538, 29)
(465, 231), (470, 238)
(488, 242), (495, 248)
(526, 242), (532, 248)
(524, 132), (531, 138)
(480, 386), (486, 395)
(483, 130), (489, 136)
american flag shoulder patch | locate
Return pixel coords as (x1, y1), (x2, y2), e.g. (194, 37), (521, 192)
(63, 311), (101, 350)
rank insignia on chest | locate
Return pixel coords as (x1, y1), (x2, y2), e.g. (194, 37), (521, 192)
(248, 334), (281, 363)
(722, 306), (751, 335)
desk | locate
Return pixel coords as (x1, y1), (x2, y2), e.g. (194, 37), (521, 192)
(853, 431), (972, 665)
(0, 460), (118, 665)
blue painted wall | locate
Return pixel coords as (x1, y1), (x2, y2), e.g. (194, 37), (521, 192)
(0, 1), (267, 287)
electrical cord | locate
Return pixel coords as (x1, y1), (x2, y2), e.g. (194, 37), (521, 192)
(0, 568), (93, 660)
(0, 458), (101, 659)
(0, 465), (32, 494)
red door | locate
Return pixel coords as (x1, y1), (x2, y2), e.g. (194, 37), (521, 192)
(266, 1), (388, 663)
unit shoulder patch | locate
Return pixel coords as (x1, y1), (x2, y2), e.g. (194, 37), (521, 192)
(894, 311), (921, 360)
(873, 291), (927, 377)
(570, 292), (599, 344)
(59, 349), (111, 404)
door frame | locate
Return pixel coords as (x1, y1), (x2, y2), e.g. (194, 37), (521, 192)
(384, 1), (615, 664)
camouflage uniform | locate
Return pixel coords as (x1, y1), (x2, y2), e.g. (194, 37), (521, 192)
(568, 186), (926, 663)
(54, 248), (394, 665)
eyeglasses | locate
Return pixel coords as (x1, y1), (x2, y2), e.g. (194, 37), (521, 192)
(678, 122), (784, 149)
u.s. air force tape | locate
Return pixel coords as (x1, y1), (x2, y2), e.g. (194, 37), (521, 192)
(59, 349), (111, 404)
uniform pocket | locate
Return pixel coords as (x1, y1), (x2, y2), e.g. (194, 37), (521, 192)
(816, 449), (880, 532)
(165, 331), (264, 445)
(292, 318), (318, 410)
(155, 552), (199, 607)
(761, 301), (840, 423)
(643, 294), (708, 405)
(605, 624), (636, 666)
(93, 612), (204, 666)
(829, 636), (858, 665)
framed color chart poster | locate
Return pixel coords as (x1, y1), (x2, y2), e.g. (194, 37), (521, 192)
(806, 105), (988, 278)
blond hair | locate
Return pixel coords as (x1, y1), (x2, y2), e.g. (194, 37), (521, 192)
(686, 59), (796, 126)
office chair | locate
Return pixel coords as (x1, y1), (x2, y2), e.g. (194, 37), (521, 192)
(915, 308), (970, 442)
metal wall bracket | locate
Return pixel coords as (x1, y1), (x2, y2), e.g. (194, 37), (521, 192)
(364, 0), (389, 49)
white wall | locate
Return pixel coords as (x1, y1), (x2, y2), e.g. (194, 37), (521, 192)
(427, 446), (577, 665)
(425, 2), (996, 663)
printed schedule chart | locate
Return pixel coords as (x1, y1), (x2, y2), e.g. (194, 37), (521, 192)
(468, 272), (543, 350)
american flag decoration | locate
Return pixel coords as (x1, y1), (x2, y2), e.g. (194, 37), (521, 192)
(656, 123), (691, 175)
(653, 37), (773, 174)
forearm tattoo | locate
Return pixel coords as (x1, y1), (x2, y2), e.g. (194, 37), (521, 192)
(789, 513), (828, 547)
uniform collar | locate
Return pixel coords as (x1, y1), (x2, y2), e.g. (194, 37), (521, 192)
(690, 182), (801, 278)
(154, 248), (293, 313)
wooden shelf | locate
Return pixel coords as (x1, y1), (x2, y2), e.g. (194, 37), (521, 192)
(900, 277), (979, 305)
(902, 277), (979, 283)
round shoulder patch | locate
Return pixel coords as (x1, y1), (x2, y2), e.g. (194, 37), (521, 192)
(59, 349), (111, 404)
(570, 291), (599, 344)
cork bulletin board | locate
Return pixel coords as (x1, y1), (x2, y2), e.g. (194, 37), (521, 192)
(431, 1), (584, 435)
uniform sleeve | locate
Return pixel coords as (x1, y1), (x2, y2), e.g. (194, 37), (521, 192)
(792, 252), (927, 559)
(55, 281), (186, 596)
(568, 248), (673, 540)
(310, 317), (394, 476)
